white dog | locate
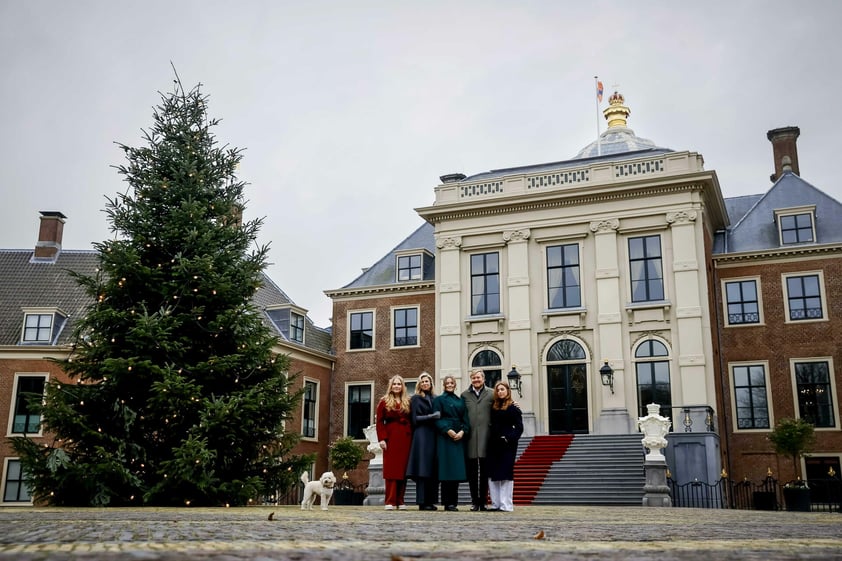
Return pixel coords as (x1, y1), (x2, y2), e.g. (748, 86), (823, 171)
(300, 471), (337, 510)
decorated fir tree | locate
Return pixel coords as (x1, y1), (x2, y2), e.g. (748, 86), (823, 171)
(11, 76), (310, 506)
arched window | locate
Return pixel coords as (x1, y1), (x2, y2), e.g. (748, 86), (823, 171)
(471, 350), (502, 388)
(546, 339), (586, 362)
(634, 339), (671, 420)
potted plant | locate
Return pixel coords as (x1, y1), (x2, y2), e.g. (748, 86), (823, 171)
(768, 417), (815, 512)
(328, 436), (365, 505)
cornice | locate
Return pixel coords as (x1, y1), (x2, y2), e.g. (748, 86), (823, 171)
(420, 182), (708, 224)
(324, 282), (436, 299)
(713, 243), (842, 264)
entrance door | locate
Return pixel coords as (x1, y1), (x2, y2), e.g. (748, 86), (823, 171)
(547, 364), (589, 433)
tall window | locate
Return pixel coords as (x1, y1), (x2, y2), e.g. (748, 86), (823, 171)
(795, 361), (835, 428)
(471, 252), (500, 315)
(393, 308), (418, 347)
(786, 274), (823, 321)
(290, 312), (305, 344)
(346, 384), (372, 439)
(780, 213), (814, 244)
(725, 279), (760, 325)
(629, 235), (664, 302)
(3, 460), (31, 503)
(302, 381), (317, 438)
(397, 254), (422, 281)
(471, 349), (502, 388)
(23, 313), (53, 343)
(547, 244), (581, 308)
(733, 364), (770, 429)
(349, 311), (373, 349)
(635, 340), (671, 420)
(11, 376), (46, 434)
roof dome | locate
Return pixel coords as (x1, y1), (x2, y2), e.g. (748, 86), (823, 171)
(573, 91), (664, 159)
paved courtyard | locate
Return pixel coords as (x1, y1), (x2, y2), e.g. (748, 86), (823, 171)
(0, 505), (840, 560)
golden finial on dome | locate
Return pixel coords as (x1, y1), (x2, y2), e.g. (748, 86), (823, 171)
(603, 91), (630, 128)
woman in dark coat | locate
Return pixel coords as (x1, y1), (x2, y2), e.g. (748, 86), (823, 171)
(405, 372), (440, 510)
(433, 375), (470, 511)
(376, 374), (412, 510)
(487, 381), (523, 512)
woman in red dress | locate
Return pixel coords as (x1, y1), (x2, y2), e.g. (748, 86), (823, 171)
(376, 374), (412, 510)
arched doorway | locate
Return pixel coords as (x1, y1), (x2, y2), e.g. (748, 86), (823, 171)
(545, 339), (589, 434)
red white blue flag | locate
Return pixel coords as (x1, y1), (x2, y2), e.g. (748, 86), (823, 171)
(596, 80), (604, 102)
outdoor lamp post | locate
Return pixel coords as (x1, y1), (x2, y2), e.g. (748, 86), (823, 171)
(507, 365), (522, 398)
(599, 361), (614, 394)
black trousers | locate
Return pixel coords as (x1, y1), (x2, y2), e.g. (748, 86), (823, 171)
(467, 457), (488, 506)
(440, 481), (460, 507)
(415, 477), (439, 506)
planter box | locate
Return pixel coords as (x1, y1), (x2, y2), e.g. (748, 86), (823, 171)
(783, 487), (811, 512)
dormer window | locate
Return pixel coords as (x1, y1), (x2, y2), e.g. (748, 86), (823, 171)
(21, 309), (67, 345)
(265, 305), (307, 345)
(775, 206), (816, 245)
(397, 254), (422, 282)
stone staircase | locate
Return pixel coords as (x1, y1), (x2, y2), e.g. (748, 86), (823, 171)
(404, 433), (645, 506)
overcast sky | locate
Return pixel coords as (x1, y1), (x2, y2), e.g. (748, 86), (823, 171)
(2, 1), (840, 327)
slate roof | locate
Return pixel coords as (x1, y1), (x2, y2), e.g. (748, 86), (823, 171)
(0, 248), (332, 355)
(339, 221), (436, 290)
(714, 172), (842, 254)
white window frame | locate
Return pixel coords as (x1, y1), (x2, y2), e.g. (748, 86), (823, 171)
(781, 270), (828, 324)
(290, 311), (305, 344)
(729, 361), (774, 433)
(20, 308), (66, 344)
(722, 276), (764, 327)
(544, 241), (584, 310)
(347, 309), (376, 352)
(788, 357), (840, 430)
(344, 381), (374, 440)
(775, 205), (816, 245)
(2, 458), (33, 506)
(7, 373), (48, 437)
(300, 378), (319, 441)
(391, 305), (420, 349)
(395, 252), (423, 282)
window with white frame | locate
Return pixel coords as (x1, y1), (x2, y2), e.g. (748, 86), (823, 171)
(777, 209), (815, 245)
(10, 375), (46, 435)
(397, 254), (422, 282)
(783, 273), (825, 321)
(21, 311), (66, 344)
(470, 252), (500, 315)
(628, 235), (664, 302)
(547, 243), (581, 309)
(724, 278), (761, 325)
(348, 311), (374, 350)
(393, 307), (418, 347)
(302, 380), (318, 438)
(290, 312), (305, 344)
(794, 361), (836, 428)
(346, 383), (372, 439)
(732, 364), (770, 429)
(634, 340), (671, 421)
(2, 459), (31, 503)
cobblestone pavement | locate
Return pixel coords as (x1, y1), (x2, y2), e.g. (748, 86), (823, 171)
(0, 505), (840, 561)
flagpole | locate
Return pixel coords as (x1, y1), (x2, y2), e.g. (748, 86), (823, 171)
(594, 76), (602, 156)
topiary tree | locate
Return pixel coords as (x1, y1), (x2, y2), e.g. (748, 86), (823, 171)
(768, 417), (815, 482)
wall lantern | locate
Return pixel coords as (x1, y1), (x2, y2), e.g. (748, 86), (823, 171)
(599, 361), (614, 394)
(507, 365), (522, 398)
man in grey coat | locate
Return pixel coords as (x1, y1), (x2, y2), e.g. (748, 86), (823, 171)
(461, 369), (494, 511)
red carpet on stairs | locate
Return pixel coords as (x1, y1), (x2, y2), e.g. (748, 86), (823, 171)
(513, 435), (574, 505)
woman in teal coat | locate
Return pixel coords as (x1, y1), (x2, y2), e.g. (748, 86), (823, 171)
(433, 375), (470, 511)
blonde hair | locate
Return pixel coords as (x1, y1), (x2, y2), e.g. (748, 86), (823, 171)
(382, 374), (410, 413)
(415, 372), (435, 397)
(492, 381), (514, 410)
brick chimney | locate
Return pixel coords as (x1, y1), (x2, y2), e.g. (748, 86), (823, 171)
(767, 126), (800, 182)
(34, 211), (67, 260)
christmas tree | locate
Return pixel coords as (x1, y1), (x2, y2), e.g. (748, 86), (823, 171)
(11, 75), (311, 506)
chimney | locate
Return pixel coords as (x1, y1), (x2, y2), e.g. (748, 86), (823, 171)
(34, 211), (67, 260)
(767, 126), (800, 182)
